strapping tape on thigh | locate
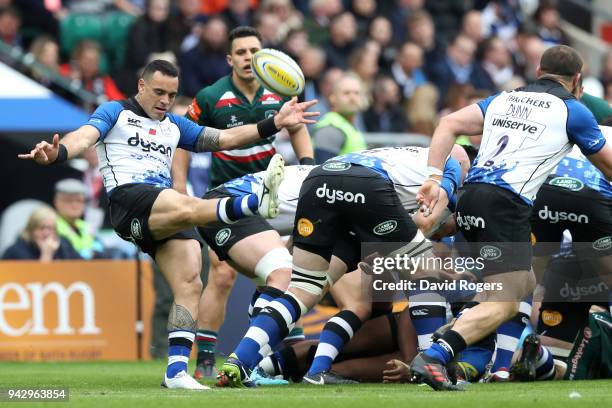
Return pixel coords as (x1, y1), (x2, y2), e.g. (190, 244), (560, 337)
(289, 265), (328, 296)
(254, 247), (293, 285)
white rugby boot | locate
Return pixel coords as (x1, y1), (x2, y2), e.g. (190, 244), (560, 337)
(257, 154), (285, 218)
(162, 370), (211, 390)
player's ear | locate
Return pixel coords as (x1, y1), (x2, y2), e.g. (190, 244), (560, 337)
(226, 54), (233, 67)
(137, 78), (145, 93)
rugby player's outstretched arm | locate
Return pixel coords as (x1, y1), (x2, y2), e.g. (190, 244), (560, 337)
(17, 125), (100, 165)
(195, 98), (319, 152)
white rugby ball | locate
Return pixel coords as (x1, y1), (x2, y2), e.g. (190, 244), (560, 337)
(251, 48), (305, 97)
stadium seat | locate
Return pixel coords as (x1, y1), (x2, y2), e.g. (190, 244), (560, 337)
(0, 199), (46, 256)
(60, 13), (104, 56)
(102, 12), (136, 71)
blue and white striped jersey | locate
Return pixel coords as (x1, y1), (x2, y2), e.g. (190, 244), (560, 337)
(86, 98), (204, 193)
(467, 79), (606, 205)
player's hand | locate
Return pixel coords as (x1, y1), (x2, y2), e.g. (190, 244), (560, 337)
(275, 97), (319, 128)
(383, 359), (411, 383)
(17, 134), (60, 165)
(416, 180), (441, 217)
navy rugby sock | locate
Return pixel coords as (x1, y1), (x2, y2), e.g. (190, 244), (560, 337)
(216, 195), (259, 224)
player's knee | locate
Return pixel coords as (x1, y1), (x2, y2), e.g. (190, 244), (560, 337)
(256, 247), (293, 289)
(265, 268), (291, 290)
(210, 263), (237, 293)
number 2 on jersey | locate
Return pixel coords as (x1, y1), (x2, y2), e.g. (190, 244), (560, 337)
(484, 134), (509, 167)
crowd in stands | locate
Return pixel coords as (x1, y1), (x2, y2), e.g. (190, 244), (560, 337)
(1, 0), (611, 259)
(2, 0), (610, 124)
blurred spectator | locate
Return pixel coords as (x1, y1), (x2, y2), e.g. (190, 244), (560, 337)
(180, 17), (231, 97)
(348, 43), (379, 99)
(533, 0), (568, 47)
(125, 0), (173, 73)
(221, 0), (253, 29)
(199, 0), (257, 15)
(599, 50), (612, 86)
(281, 27), (309, 61)
(28, 36), (60, 87)
(300, 46), (327, 101)
(311, 73), (367, 163)
(53, 179), (109, 259)
(389, 41), (428, 101)
(475, 36), (513, 92)
(514, 28), (545, 82)
(304, 64), (340, 130)
(13, 0), (59, 41)
(406, 83), (438, 136)
(259, 0), (302, 41)
(167, 0), (207, 55)
(439, 83), (474, 117)
(254, 11), (281, 48)
(0, 6), (22, 48)
(303, 0), (343, 46)
(460, 10), (485, 45)
(424, 0), (468, 48)
(367, 16), (396, 70)
(387, 0), (424, 42)
(80, 146), (108, 231)
(428, 34), (482, 101)
(114, 0), (145, 16)
(324, 11), (358, 69)
(407, 10), (442, 75)
(60, 40), (125, 110)
(481, 0), (522, 44)
(1, 205), (81, 261)
(351, 0), (377, 37)
(363, 75), (409, 133)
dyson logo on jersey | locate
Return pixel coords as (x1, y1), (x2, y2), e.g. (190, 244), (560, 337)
(537, 206), (589, 224)
(127, 133), (172, 156)
(315, 183), (365, 204)
(455, 212), (485, 231)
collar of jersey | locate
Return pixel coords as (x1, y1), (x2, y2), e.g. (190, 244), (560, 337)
(229, 76), (264, 105)
(125, 96), (167, 121)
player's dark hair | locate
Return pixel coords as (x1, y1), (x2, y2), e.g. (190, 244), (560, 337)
(142, 59), (179, 80)
(539, 45), (583, 77)
(228, 26), (262, 53)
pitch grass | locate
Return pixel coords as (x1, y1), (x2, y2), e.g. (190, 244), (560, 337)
(1, 361), (611, 408)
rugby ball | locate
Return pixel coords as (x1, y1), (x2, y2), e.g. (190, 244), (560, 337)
(251, 48), (305, 97)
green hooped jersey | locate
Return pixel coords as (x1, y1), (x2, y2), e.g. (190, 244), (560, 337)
(186, 76), (290, 188)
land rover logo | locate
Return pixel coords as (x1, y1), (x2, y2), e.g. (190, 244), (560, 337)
(215, 228), (231, 246)
(549, 176), (583, 191)
(480, 245), (502, 260)
(130, 219), (143, 240)
(322, 162), (351, 171)
(593, 236), (612, 251)
(373, 220), (398, 235)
